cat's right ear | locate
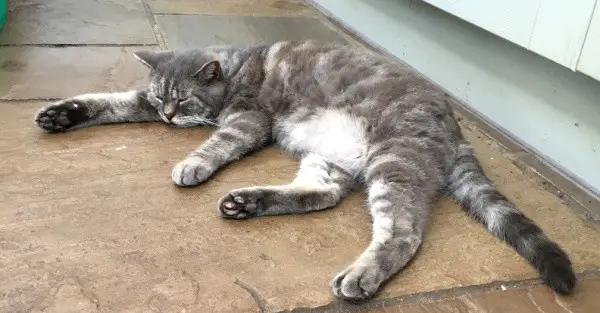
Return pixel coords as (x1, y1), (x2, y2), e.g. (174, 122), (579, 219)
(133, 51), (173, 70)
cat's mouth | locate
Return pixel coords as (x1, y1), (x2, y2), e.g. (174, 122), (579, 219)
(160, 115), (172, 124)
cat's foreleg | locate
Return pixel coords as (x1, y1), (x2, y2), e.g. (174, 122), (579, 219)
(217, 153), (355, 219)
(172, 110), (271, 186)
(34, 90), (160, 132)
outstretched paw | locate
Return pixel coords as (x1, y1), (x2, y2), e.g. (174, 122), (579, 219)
(218, 189), (265, 219)
(35, 99), (89, 132)
(332, 262), (385, 301)
(171, 157), (213, 186)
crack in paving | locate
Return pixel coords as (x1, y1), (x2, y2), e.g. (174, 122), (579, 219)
(278, 269), (600, 313)
(182, 270), (201, 307)
(1, 97), (64, 102)
(140, 0), (168, 50)
(235, 278), (271, 313)
(0, 43), (159, 47)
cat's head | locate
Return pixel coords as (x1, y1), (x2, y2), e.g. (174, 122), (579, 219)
(133, 50), (227, 127)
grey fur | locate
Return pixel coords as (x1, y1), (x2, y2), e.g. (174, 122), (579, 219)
(34, 40), (576, 300)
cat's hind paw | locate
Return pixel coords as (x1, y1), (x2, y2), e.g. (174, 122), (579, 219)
(35, 99), (89, 132)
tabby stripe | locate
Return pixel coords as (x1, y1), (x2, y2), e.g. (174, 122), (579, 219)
(449, 141), (575, 294)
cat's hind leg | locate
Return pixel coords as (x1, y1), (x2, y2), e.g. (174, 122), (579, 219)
(332, 148), (437, 301)
(218, 153), (355, 219)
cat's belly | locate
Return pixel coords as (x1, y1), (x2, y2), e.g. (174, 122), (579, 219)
(277, 109), (368, 176)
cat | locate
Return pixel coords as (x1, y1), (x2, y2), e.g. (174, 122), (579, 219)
(34, 40), (576, 301)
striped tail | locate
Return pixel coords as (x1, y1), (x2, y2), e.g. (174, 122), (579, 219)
(448, 141), (576, 294)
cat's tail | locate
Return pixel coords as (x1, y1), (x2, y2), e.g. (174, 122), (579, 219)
(447, 141), (576, 294)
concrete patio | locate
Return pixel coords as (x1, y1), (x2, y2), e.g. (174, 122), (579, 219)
(1, 1), (599, 312)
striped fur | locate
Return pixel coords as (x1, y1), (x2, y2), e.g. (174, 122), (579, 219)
(448, 142), (576, 294)
(35, 40), (576, 301)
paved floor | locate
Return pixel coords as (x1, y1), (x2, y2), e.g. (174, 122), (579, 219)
(1, 1), (599, 312)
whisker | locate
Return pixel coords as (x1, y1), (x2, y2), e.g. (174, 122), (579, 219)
(173, 116), (219, 128)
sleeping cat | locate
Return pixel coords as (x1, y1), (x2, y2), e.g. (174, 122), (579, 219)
(34, 40), (576, 300)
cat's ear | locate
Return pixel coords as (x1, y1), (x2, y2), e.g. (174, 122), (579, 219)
(193, 60), (222, 83)
(133, 51), (173, 69)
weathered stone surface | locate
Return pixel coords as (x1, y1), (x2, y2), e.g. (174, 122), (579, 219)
(1, 1), (599, 312)
(0, 47), (153, 100)
(1, 102), (599, 312)
(0, 0), (155, 45)
(366, 276), (600, 313)
(147, 0), (313, 16)
(155, 15), (347, 49)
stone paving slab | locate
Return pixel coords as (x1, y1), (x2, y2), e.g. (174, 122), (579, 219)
(0, 46), (154, 100)
(364, 275), (600, 313)
(146, 0), (313, 16)
(155, 15), (347, 49)
(0, 0), (155, 45)
(1, 102), (599, 312)
(1, 1), (600, 312)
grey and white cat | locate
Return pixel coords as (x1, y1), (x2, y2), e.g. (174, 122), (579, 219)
(35, 41), (576, 300)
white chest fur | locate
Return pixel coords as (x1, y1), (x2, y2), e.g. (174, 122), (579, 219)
(278, 109), (368, 176)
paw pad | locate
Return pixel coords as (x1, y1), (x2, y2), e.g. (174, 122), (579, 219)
(35, 100), (88, 132)
(218, 193), (261, 219)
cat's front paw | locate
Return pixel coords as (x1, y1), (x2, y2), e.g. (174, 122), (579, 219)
(171, 157), (213, 186)
(332, 261), (386, 301)
(218, 188), (265, 219)
(35, 99), (90, 132)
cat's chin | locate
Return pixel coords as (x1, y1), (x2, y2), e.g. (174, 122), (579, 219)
(167, 121), (213, 128)
(169, 116), (217, 128)
(166, 122), (197, 128)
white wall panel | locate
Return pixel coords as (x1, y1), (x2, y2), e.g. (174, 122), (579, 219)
(578, 3), (600, 80)
(529, 0), (596, 69)
(423, 0), (539, 48)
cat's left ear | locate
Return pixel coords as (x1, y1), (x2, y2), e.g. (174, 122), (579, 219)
(133, 50), (173, 70)
(193, 60), (222, 83)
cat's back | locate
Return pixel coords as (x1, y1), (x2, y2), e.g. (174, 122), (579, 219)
(265, 41), (457, 176)
(264, 40), (394, 84)
(263, 40), (441, 106)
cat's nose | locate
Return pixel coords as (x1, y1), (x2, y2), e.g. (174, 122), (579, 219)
(164, 103), (178, 120)
(164, 110), (175, 120)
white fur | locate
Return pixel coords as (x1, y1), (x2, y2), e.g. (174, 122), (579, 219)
(371, 216), (394, 245)
(293, 153), (330, 189)
(265, 42), (287, 72)
(452, 175), (479, 201)
(280, 109), (368, 176)
(75, 91), (137, 102)
(368, 180), (389, 201)
(293, 41), (316, 51)
(133, 53), (152, 68)
(485, 204), (508, 235)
